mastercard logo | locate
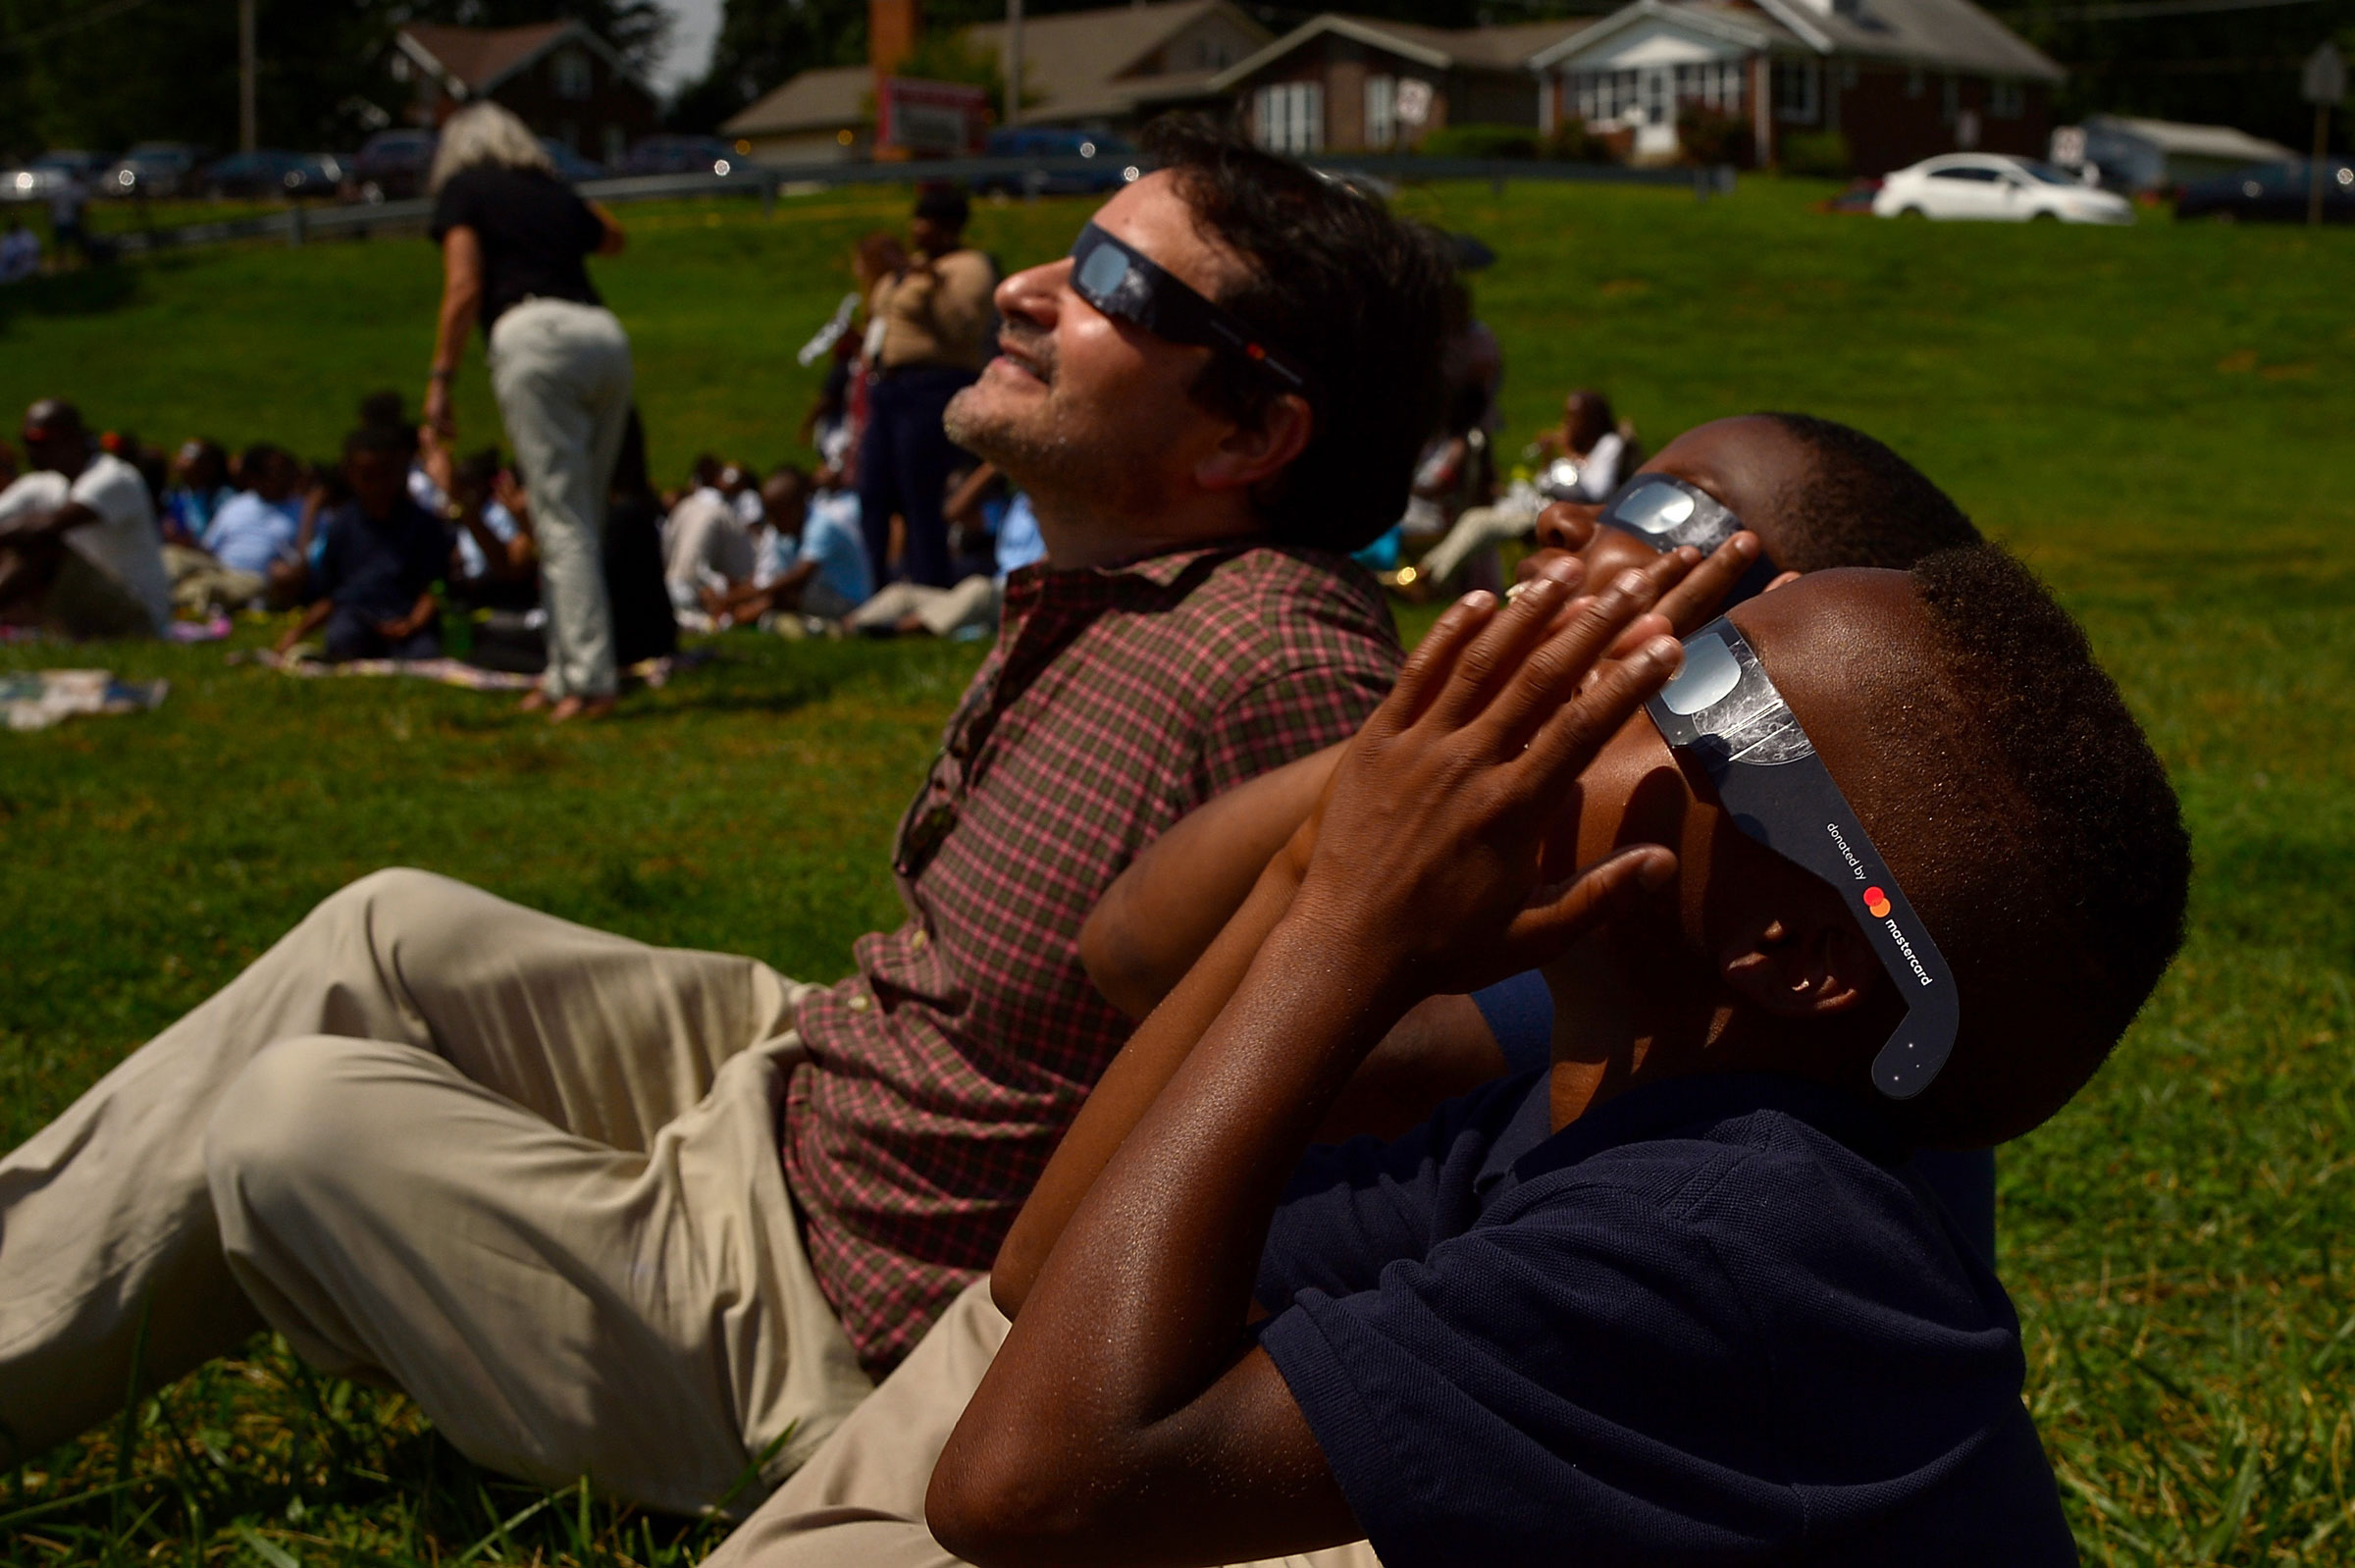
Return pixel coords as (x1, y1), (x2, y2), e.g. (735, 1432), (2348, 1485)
(1863, 886), (1892, 918)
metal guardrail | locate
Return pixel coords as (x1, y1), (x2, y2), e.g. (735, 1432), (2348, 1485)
(89, 154), (1736, 258)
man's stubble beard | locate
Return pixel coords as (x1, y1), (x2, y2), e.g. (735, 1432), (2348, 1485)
(944, 373), (1152, 527)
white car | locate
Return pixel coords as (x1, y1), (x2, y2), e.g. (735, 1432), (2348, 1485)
(1872, 154), (2135, 224)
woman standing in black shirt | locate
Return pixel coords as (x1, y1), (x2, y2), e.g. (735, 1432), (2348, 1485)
(423, 102), (632, 723)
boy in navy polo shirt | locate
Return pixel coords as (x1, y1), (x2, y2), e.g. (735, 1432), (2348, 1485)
(711, 546), (2186, 1567)
(276, 426), (451, 662)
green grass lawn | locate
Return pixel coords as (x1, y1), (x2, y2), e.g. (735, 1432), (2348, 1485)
(3, 177), (2352, 1565)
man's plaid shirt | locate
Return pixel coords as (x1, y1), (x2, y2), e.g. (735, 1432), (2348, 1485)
(786, 543), (1400, 1372)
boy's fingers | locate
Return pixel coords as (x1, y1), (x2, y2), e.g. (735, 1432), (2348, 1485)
(1651, 532), (1761, 637)
(1380, 590), (1497, 731)
(1522, 632), (1683, 785)
(1479, 568), (1659, 749)
(1425, 561), (1583, 730)
(1502, 846), (1678, 968)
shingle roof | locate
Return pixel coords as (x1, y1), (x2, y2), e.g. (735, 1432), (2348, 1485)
(1532, 0), (2060, 80)
(727, 0), (1270, 136)
(1212, 13), (1595, 90)
(722, 65), (872, 136)
(399, 23), (572, 92)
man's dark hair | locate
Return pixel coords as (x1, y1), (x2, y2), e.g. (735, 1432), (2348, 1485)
(237, 442), (288, 481)
(454, 446), (502, 491)
(1141, 115), (1453, 555)
(914, 181), (970, 228)
(342, 424), (411, 460)
(1758, 413), (1981, 572)
(1857, 547), (2189, 1147)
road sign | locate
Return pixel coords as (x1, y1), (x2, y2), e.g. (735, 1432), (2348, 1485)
(2304, 42), (2345, 106)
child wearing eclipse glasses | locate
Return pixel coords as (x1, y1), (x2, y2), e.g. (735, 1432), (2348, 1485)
(703, 543), (2186, 1568)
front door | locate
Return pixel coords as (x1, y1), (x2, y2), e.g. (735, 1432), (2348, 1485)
(1635, 66), (1679, 158)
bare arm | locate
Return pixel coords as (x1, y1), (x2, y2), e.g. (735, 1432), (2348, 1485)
(1079, 743), (1344, 1019)
(0, 501), (97, 548)
(425, 227), (484, 438)
(933, 570), (1683, 1567)
(275, 597), (334, 655)
(590, 201), (625, 257)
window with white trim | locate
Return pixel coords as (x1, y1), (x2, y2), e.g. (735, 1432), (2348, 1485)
(1772, 58), (1819, 123)
(1990, 78), (2024, 118)
(1365, 74), (1397, 149)
(1254, 81), (1324, 154)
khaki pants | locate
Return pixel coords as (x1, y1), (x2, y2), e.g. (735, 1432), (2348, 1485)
(0, 868), (870, 1514)
(1416, 499), (1541, 589)
(707, 1281), (1382, 1568)
(491, 298), (634, 702)
(845, 576), (999, 640)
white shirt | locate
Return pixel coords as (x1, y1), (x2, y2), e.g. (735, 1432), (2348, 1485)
(67, 452), (172, 631)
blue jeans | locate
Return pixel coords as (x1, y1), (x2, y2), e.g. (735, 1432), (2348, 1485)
(858, 367), (975, 591)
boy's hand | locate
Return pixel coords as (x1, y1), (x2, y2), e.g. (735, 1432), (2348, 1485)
(1285, 563), (1684, 1005)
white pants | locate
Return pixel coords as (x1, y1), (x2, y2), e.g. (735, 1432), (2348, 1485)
(706, 1281), (1383, 1568)
(845, 577), (999, 640)
(490, 298), (634, 700)
(0, 869), (870, 1514)
(1416, 497), (1542, 588)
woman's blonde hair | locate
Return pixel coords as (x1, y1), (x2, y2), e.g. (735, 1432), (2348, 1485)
(428, 102), (555, 194)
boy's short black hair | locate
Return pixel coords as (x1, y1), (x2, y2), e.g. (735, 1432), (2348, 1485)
(237, 442), (288, 478)
(1141, 115), (1454, 555)
(454, 446), (502, 490)
(1758, 414), (1981, 572)
(1861, 547), (2190, 1146)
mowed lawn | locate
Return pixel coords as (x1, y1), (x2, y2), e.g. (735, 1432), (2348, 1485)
(2, 178), (2351, 1565)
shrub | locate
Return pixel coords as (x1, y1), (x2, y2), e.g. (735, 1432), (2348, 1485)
(1779, 130), (1852, 178)
(1420, 123), (1542, 159)
(1542, 118), (1614, 163)
(1677, 105), (1753, 167)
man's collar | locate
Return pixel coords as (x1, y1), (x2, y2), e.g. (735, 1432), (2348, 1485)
(1010, 540), (1261, 599)
(1512, 1071), (1910, 1186)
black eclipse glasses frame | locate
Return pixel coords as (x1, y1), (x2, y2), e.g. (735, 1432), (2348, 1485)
(1596, 473), (1780, 608)
(1646, 618), (1960, 1101)
(1067, 223), (1316, 402)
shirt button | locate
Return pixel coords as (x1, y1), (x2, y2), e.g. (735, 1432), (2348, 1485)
(848, 993), (871, 1014)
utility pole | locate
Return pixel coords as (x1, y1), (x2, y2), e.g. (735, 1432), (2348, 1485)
(1005, 0), (1023, 130)
(238, 0), (258, 153)
(2303, 42), (2344, 228)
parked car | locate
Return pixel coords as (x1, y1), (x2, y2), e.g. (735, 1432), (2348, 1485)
(2, 150), (109, 203)
(1872, 154), (2133, 224)
(2174, 158), (2355, 223)
(539, 138), (608, 184)
(979, 129), (1141, 195)
(201, 150), (343, 199)
(615, 134), (738, 177)
(351, 130), (438, 201)
(101, 142), (206, 199)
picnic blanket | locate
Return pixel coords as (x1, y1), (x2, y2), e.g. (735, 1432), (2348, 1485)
(2, 669), (170, 731)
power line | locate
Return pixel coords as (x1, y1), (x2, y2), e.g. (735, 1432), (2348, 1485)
(0, 0), (169, 56)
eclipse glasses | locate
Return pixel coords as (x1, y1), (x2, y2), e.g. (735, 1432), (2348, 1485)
(1596, 473), (1782, 607)
(1647, 618), (1959, 1101)
(1068, 224), (1315, 401)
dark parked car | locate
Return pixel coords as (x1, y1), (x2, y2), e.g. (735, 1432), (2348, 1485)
(4, 149), (110, 203)
(2176, 159), (2354, 223)
(539, 138), (608, 184)
(352, 130), (438, 201)
(102, 142), (206, 199)
(202, 150), (344, 199)
(615, 134), (739, 177)
(979, 129), (1140, 195)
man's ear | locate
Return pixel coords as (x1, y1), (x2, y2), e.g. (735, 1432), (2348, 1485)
(1759, 569), (1804, 595)
(1717, 897), (1878, 1019)
(1194, 394), (1313, 495)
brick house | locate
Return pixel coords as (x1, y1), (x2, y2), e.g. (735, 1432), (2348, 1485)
(1210, 16), (1594, 154)
(1529, 0), (2063, 174)
(392, 21), (659, 168)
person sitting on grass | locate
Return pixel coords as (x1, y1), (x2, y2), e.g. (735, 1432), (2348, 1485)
(170, 443), (304, 613)
(1411, 387), (1631, 595)
(0, 118), (1448, 1519)
(0, 398), (172, 641)
(705, 464), (871, 629)
(706, 545), (2188, 1568)
(845, 462), (1043, 641)
(275, 425), (452, 662)
(160, 438), (234, 547)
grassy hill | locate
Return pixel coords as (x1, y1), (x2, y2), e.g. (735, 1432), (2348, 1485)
(2, 177), (2351, 1565)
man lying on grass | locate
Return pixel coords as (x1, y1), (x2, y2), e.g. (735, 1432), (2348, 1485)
(0, 120), (1446, 1513)
(706, 547), (2188, 1566)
